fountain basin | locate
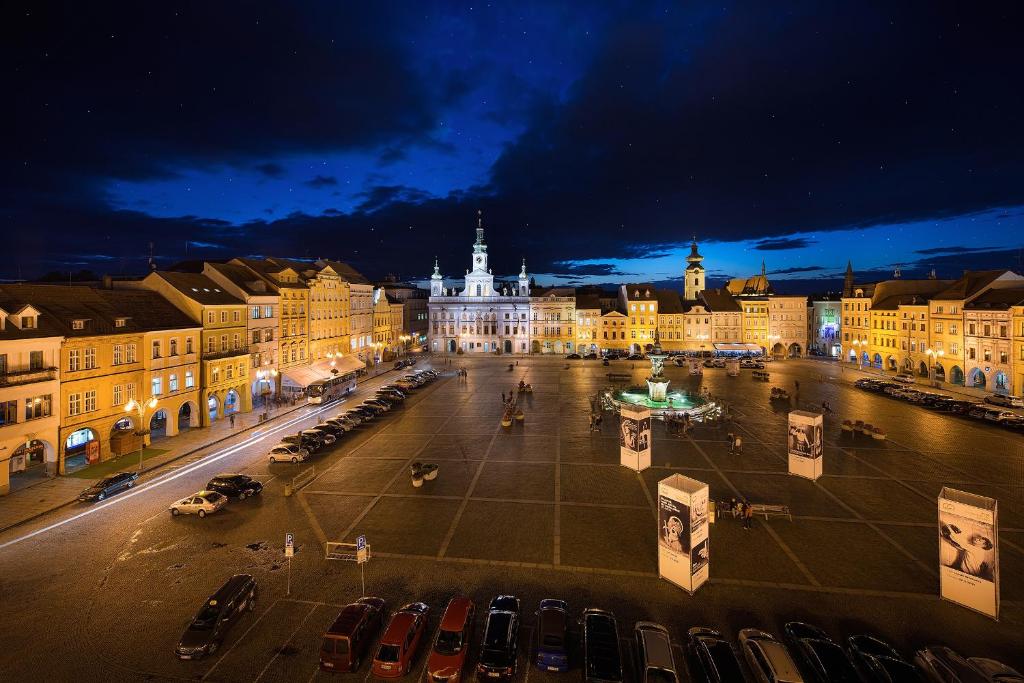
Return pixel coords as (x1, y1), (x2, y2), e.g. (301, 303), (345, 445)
(604, 386), (720, 419)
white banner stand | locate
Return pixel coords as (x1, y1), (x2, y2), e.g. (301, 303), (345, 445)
(657, 474), (709, 594)
(619, 403), (651, 471)
(787, 410), (823, 481)
(939, 488), (999, 620)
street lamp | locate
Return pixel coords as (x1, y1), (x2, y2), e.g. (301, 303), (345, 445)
(125, 397), (158, 471)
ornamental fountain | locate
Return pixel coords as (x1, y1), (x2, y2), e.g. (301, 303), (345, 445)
(601, 331), (720, 420)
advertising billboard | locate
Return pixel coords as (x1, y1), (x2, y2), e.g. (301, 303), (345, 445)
(787, 410), (823, 481)
(658, 474), (709, 594)
(619, 403), (651, 471)
(938, 488), (999, 619)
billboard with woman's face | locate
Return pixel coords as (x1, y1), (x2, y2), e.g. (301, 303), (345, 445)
(658, 474), (709, 594)
(939, 488), (999, 619)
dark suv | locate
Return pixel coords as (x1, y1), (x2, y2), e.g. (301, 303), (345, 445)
(205, 473), (263, 500)
(282, 433), (323, 452)
(176, 574), (257, 659)
(477, 595), (520, 680)
(78, 471), (139, 502)
(582, 609), (623, 683)
(686, 627), (745, 683)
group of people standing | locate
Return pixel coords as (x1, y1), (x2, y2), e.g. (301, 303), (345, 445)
(725, 498), (755, 529)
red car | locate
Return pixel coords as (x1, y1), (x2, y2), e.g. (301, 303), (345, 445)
(372, 602), (430, 677)
(427, 597), (476, 682)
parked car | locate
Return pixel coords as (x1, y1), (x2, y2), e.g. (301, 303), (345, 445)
(477, 596), (520, 680)
(627, 354), (645, 361)
(268, 443), (309, 463)
(175, 574), (257, 659)
(914, 646), (990, 683)
(534, 599), (569, 672)
(169, 490), (227, 517)
(847, 635), (922, 682)
(372, 602), (430, 677)
(359, 402), (387, 416)
(634, 622), (680, 683)
(369, 395), (399, 409)
(893, 373), (916, 384)
(783, 622), (859, 683)
(320, 596), (387, 673)
(348, 406), (377, 421)
(984, 394), (1024, 408)
(566, 353), (582, 360)
(338, 411), (363, 426)
(686, 627), (746, 683)
(281, 432), (323, 452)
(738, 629), (804, 683)
(305, 428), (337, 446)
(966, 658), (1024, 683)
(319, 420), (350, 436)
(427, 596), (476, 682)
(205, 473), (263, 500)
(364, 398), (393, 412)
(584, 353), (599, 360)
(582, 608), (624, 683)
(377, 389), (405, 402)
(78, 471), (139, 502)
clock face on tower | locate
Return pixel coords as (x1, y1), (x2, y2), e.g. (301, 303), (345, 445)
(475, 256), (482, 266)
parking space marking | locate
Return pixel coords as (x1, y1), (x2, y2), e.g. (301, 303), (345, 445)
(252, 602), (322, 682)
(436, 423), (500, 559)
(202, 597), (282, 681)
(686, 434), (822, 587)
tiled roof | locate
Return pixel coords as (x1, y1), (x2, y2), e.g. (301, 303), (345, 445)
(316, 259), (372, 285)
(621, 283), (657, 300)
(0, 284), (198, 337)
(964, 288), (1024, 309)
(699, 288), (742, 312)
(205, 262), (276, 296)
(655, 290), (684, 313)
(154, 272), (245, 305)
(231, 257), (309, 289)
(933, 270), (1017, 301)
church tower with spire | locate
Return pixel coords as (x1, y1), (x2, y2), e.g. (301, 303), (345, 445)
(684, 237), (706, 301)
(463, 210), (495, 296)
(430, 257), (444, 296)
(843, 260), (855, 297)
(518, 258), (530, 296)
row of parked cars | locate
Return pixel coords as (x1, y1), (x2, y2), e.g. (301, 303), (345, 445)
(267, 369), (440, 463)
(854, 378), (1024, 432)
(175, 581), (1022, 682)
(316, 595), (1023, 683)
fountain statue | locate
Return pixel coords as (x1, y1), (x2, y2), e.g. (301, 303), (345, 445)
(646, 329), (671, 402)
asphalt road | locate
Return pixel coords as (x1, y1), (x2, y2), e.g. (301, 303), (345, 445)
(0, 355), (1020, 682)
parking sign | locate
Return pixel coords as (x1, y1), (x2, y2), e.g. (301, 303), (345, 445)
(356, 535), (366, 551)
(285, 532), (294, 558)
(356, 534), (368, 564)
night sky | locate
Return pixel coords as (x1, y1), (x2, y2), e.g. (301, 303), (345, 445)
(6, 2), (1024, 293)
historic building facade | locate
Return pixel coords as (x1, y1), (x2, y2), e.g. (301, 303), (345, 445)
(427, 218), (533, 354)
(0, 289), (62, 495)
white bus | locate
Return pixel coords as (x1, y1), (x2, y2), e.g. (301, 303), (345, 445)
(307, 372), (357, 404)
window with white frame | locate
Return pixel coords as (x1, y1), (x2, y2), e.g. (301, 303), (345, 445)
(68, 393), (82, 416)
(84, 390), (96, 412)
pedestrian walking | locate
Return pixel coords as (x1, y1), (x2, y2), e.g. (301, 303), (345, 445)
(733, 434), (743, 454)
(502, 392), (506, 404)
(229, 413), (236, 428)
(730, 497), (739, 518)
(743, 502), (753, 529)
(727, 432), (735, 452)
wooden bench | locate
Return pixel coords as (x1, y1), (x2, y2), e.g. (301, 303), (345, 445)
(750, 503), (792, 521)
(607, 373), (632, 382)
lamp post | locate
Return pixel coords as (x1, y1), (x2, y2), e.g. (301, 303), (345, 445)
(125, 397), (158, 471)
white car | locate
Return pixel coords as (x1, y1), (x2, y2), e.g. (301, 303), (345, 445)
(985, 394), (1024, 408)
(893, 373), (915, 384)
(169, 490), (227, 518)
(739, 629), (804, 683)
(268, 444), (309, 463)
(338, 412), (362, 426)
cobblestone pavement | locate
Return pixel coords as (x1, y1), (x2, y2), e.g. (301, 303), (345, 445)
(0, 356), (1021, 682)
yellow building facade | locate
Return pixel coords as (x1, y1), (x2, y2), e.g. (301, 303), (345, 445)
(530, 290), (576, 354)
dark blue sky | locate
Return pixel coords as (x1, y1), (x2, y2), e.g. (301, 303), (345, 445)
(6, 2), (1024, 292)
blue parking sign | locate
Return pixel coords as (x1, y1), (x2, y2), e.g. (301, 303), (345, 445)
(356, 535), (366, 551)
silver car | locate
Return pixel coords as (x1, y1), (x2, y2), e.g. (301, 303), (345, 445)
(268, 443), (309, 463)
(915, 646), (1019, 683)
(169, 490), (227, 518)
(739, 629), (804, 683)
